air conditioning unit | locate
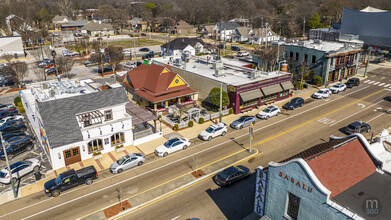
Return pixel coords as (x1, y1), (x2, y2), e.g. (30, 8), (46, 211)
(213, 61), (223, 70)
(215, 69), (225, 77)
(49, 90), (56, 97)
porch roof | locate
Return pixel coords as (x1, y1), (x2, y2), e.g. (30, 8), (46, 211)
(125, 102), (157, 125)
(134, 87), (198, 104)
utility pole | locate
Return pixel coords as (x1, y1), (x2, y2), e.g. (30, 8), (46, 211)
(303, 18), (306, 37)
(1, 132), (17, 198)
(249, 124), (253, 153)
(133, 31), (136, 63)
(219, 83), (223, 123)
(364, 48), (372, 78)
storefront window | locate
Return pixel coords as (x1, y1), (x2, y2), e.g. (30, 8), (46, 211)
(286, 192), (301, 220)
(261, 94), (278, 103)
(279, 90), (289, 97)
(88, 139), (103, 154)
(240, 98), (258, 109)
(111, 132), (125, 146)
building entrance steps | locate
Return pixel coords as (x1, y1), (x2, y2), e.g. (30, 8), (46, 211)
(80, 148), (260, 220)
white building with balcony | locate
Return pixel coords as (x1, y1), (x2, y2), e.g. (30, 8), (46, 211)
(20, 79), (134, 170)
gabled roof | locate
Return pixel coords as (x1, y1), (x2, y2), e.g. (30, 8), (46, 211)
(254, 27), (278, 38)
(161, 37), (205, 50)
(38, 87), (129, 148)
(215, 22), (240, 31)
(235, 27), (253, 38)
(52, 16), (69, 22)
(82, 23), (114, 31)
(173, 19), (195, 29)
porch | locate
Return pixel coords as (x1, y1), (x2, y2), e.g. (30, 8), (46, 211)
(145, 95), (197, 116)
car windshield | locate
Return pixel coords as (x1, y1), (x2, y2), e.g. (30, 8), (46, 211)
(205, 126), (214, 133)
(263, 108), (271, 113)
(116, 157), (126, 165)
(332, 85), (339, 88)
(348, 124), (357, 130)
(164, 138), (179, 147)
(55, 174), (63, 185)
(0, 119), (4, 123)
(237, 117), (247, 122)
(0, 171), (6, 178)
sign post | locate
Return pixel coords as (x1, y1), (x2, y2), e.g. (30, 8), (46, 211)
(249, 123), (253, 153)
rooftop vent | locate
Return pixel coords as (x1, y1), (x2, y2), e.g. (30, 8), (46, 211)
(49, 90), (56, 97)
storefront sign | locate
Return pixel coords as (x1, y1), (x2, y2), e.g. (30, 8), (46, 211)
(279, 171), (313, 193)
(254, 166), (267, 216)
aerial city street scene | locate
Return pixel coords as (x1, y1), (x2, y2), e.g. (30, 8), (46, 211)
(0, 0), (390, 219)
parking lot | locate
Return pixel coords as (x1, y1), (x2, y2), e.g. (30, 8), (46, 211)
(0, 100), (51, 195)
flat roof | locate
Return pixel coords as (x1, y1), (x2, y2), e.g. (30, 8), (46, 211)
(284, 40), (358, 52)
(332, 172), (391, 219)
(153, 56), (290, 87)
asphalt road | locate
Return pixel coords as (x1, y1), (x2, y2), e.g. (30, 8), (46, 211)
(1, 70), (391, 220)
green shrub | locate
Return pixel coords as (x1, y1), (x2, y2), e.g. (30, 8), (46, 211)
(229, 108), (234, 114)
(93, 151), (102, 156)
(196, 52), (206, 56)
(199, 118), (204, 124)
(188, 121), (194, 127)
(173, 124), (179, 130)
(295, 82), (303, 89)
(17, 102), (25, 113)
(14, 96), (21, 106)
(313, 75), (323, 85)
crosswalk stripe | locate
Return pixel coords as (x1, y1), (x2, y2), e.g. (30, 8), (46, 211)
(373, 82), (380, 85)
(383, 84), (390, 87)
(367, 81), (375, 84)
(364, 80), (371, 83)
(378, 83), (385, 86)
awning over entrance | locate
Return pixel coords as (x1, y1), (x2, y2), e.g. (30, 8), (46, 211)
(239, 89), (263, 102)
(280, 81), (294, 90)
(126, 102), (157, 125)
(262, 84), (283, 96)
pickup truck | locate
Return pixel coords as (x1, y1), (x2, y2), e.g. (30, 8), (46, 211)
(44, 165), (98, 197)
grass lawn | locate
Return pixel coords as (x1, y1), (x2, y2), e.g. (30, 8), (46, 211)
(66, 39), (164, 52)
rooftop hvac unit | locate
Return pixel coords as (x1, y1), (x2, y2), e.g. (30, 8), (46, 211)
(298, 41), (305, 46)
(213, 61), (223, 70)
(42, 84), (49, 89)
(49, 90), (56, 97)
(213, 55), (221, 61)
(215, 69), (225, 77)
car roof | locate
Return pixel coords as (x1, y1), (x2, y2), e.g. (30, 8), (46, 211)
(266, 105), (277, 109)
(223, 166), (240, 174)
(349, 121), (363, 126)
(240, 115), (254, 118)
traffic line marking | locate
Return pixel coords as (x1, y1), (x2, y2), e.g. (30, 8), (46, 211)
(378, 83), (385, 86)
(373, 82), (380, 85)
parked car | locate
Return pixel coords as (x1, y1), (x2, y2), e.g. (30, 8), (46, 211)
(257, 105), (281, 120)
(0, 123), (27, 133)
(230, 115), (257, 129)
(123, 62), (136, 69)
(0, 119), (23, 128)
(231, 46), (240, 51)
(345, 121), (371, 134)
(0, 79), (15, 87)
(0, 115), (23, 127)
(345, 78), (360, 88)
(84, 61), (97, 67)
(139, 47), (150, 52)
(142, 51), (155, 59)
(140, 33), (147, 36)
(90, 50), (96, 54)
(4, 136), (33, 144)
(98, 66), (113, 73)
(218, 44), (225, 49)
(123, 49), (131, 55)
(312, 88), (332, 99)
(198, 123), (227, 141)
(154, 137), (191, 157)
(44, 166), (98, 197)
(282, 97), (305, 110)
(110, 153), (145, 174)
(0, 138), (34, 160)
(237, 51), (249, 57)
(0, 104), (15, 111)
(329, 83), (347, 94)
(2, 132), (30, 141)
(214, 165), (250, 186)
(62, 50), (70, 56)
(384, 96), (391, 102)
(0, 159), (41, 184)
(0, 110), (18, 119)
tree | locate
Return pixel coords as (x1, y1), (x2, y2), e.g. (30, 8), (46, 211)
(9, 61), (28, 88)
(56, 56), (74, 78)
(74, 37), (89, 56)
(32, 65), (46, 81)
(307, 13), (324, 30)
(296, 62), (311, 87)
(106, 45), (124, 72)
(253, 45), (281, 71)
(208, 87), (229, 108)
(89, 41), (106, 77)
(313, 75), (323, 85)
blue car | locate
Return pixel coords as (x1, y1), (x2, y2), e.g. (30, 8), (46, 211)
(3, 132), (26, 141)
(0, 138), (34, 160)
(0, 123), (27, 134)
(231, 46), (240, 51)
(0, 110), (18, 119)
(282, 97), (304, 110)
(0, 120), (23, 128)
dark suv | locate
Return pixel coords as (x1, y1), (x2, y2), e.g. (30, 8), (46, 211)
(0, 138), (34, 160)
(283, 97), (305, 110)
(345, 78), (360, 88)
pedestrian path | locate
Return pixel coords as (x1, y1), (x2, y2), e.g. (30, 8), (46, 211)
(363, 80), (391, 88)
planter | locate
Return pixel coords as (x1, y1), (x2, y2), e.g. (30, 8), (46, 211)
(115, 147), (125, 152)
(93, 154), (102, 159)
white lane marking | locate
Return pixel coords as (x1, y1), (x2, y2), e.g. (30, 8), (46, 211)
(384, 84), (391, 87)
(367, 112), (387, 123)
(358, 103), (366, 108)
(0, 85), (373, 219)
(367, 81), (375, 84)
(364, 80), (371, 83)
(317, 117), (336, 125)
(378, 83), (386, 86)
(375, 107), (382, 112)
(372, 82), (380, 85)
(329, 99), (385, 127)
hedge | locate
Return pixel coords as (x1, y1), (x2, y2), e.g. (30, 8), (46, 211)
(188, 121), (194, 127)
(199, 118), (204, 124)
(229, 108), (234, 114)
(173, 124), (179, 130)
(14, 96), (21, 106)
(17, 102), (25, 113)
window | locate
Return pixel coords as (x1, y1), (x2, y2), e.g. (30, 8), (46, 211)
(84, 120), (91, 127)
(72, 148), (79, 156)
(88, 139), (103, 154)
(261, 94), (278, 103)
(104, 110), (112, 121)
(295, 53), (299, 61)
(311, 55), (316, 64)
(65, 150), (72, 158)
(304, 54), (308, 63)
(240, 98), (258, 109)
(111, 132), (125, 146)
(289, 52), (293, 59)
(280, 90), (289, 97)
(286, 192), (301, 220)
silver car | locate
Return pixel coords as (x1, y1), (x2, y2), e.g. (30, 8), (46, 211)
(230, 115), (256, 129)
(110, 153), (145, 174)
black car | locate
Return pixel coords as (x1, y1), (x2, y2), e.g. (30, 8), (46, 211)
(0, 79), (15, 87)
(345, 121), (371, 134)
(0, 110), (18, 119)
(0, 138), (34, 160)
(142, 51), (155, 59)
(98, 66), (113, 73)
(214, 165), (250, 186)
(84, 61), (97, 67)
(0, 123), (27, 133)
(384, 96), (391, 102)
(345, 78), (360, 88)
(139, 47), (150, 52)
(231, 46), (240, 51)
(282, 97), (305, 110)
(218, 44), (225, 49)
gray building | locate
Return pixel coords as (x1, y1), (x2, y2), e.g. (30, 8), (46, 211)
(0, 36), (24, 59)
(340, 6), (391, 48)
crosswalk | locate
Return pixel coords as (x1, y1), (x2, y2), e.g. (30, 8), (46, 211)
(363, 80), (391, 88)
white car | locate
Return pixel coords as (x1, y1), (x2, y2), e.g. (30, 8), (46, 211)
(123, 50), (131, 55)
(0, 115), (24, 126)
(329, 83), (347, 94)
(0, 158), (41, 184)
(198, 123), (227, 141)
(123, 62), (136, 69)
(154, 137), (191, 157)
(237, 51), (249, 57)
(312, 88), (332, 99)
(62, 50), (70, 56)
(257, 105), (281, 120)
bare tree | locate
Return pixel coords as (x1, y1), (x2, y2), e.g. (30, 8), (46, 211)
(29, 49), (42, 61)
(56, 56), (74, 78)
(254, 46), (279, 71)
(106, 45), (124, 72)
(32, 65), (46, 82)
(296, 62), (311, 88)
(1, 54), (14, 63)
(9, 61), (28, 88)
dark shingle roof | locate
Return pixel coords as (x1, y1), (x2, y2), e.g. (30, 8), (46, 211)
(37, 87), (129, 148)
(161, 37), (205, 50)
(215, 22), (240, 31)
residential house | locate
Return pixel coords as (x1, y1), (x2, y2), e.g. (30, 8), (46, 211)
(81, 23), (115, 36)
(127, 17), (143, 29)
(229, 18), (250, 27)
(121, 64), (198, 115)
(233, 27), (253, 42)
(254, 133), (391, 219)
(161, 37), (205, 56)
(76, 9), (98, 21)
(52, 16), (70, 29)
(0, 36), (24, 59)
(20, 80), (133, 170)
(213, 22), (240, 41)
(198, 25), (215, 39)
(5, 14), (33, 35)
(251, 27), (280, 45)
(171, 19), (197, 35)
(61, 20), (88, 31)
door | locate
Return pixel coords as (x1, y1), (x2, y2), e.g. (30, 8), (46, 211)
(63, 147), (81, 166)
(128, 157), (138, 168)
(17, 164), (30, 177)
(60, 175), (79, 191)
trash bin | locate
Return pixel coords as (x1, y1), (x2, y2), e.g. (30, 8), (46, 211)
(34, 172), (41, 181)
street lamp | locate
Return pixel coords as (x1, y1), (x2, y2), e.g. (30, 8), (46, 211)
(0, 132), (17, 198)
